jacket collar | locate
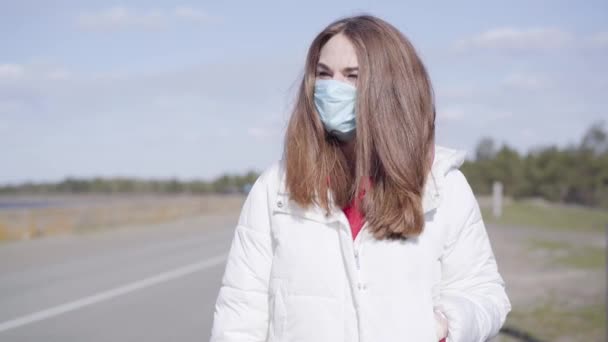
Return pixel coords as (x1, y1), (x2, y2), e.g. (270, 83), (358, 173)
(273, 145), (466, 223)
(421, 145), (467, 214)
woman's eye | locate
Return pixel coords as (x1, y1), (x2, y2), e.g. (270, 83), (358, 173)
(318, 71), (331, 77)
(348, 74), (358, 79)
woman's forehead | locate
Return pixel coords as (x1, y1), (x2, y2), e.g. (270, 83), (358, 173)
(318, 34), (358, 70)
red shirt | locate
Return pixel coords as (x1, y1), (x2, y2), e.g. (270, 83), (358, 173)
(342, 186), (366, 240)
(341, 178), (370, 240)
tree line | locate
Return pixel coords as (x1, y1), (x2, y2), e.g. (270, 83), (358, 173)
(461, 121), (608, 208)
(2, 122), (606, 208)
(0, 171), (260, 195)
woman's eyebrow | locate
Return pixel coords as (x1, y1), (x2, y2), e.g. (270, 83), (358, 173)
(317, 63), (358, 73)
(317, 62), (331, 70)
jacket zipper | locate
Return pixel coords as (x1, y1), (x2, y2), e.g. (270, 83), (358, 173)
(353, 222), (367, 271)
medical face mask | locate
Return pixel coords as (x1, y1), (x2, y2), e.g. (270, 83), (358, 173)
(313, 79), (357, 141)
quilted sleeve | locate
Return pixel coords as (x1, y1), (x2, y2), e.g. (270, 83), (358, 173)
(209, 171), (274, 342)
(437, 170), (511, 342)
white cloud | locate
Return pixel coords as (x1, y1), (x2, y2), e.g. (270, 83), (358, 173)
(77, 6), (159, 30)
(438, 107), (466, 121)
(483, 109), (513, 120)
(174, 6), (215, 22)
(0, 99), (27, 116)
(247, 116), (286, 140)
(76, 6), (217, 31)
(502, 72), (548, 91)
(46, 68), (71, 81)
(438, 104), (511, 123)
(0, 64), (24, 79)
(247, 127), (273, 139)
(586, 31), (608, 48)
(0, 63), (72, 82)
(436, 84), (478, 101)
(455, 27), (575, 51)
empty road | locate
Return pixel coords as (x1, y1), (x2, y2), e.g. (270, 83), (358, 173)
(0, 214), (237, 341)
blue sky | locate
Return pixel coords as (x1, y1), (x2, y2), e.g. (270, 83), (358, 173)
(1, 0), (607, 184)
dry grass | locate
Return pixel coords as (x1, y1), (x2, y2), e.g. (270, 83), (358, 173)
(480, 197), (608, 232)
(0, 194), (246, 242)
(486, 202), (607, 341)
(505, 293), (606, 341)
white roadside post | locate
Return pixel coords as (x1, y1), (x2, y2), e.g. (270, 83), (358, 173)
(492, 181), (503, 219)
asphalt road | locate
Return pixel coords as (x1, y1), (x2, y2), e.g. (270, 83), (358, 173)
(0, 209), (554, 342)
(0, 214), (237, 342)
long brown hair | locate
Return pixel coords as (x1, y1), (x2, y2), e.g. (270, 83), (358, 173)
(283, 15), (436, 240)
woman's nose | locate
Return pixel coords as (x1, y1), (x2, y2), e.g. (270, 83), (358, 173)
(332, 74), (348, 83)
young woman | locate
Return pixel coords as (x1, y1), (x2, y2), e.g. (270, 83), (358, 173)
(210, 15), (511, 342)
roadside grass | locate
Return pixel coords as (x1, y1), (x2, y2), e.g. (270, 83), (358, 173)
(561, 247), (606, 269)
(479, 198), (607, 340)
(480, 200), (608, 232)
(527, 239), (606, 269)
(505, 294), (606, 341)
(0, 194), (246, 242)
(496, 200), (608, 341)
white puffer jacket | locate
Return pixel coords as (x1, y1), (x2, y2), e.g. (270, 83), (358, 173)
(209, 145), (511, 342)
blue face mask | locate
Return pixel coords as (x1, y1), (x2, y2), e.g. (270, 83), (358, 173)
(313, 79), (357, 141)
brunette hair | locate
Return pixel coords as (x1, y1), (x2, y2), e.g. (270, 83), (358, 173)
(283, 14), (436, 240)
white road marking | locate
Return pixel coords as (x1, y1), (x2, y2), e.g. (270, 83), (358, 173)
(0, 254), (227, 333)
